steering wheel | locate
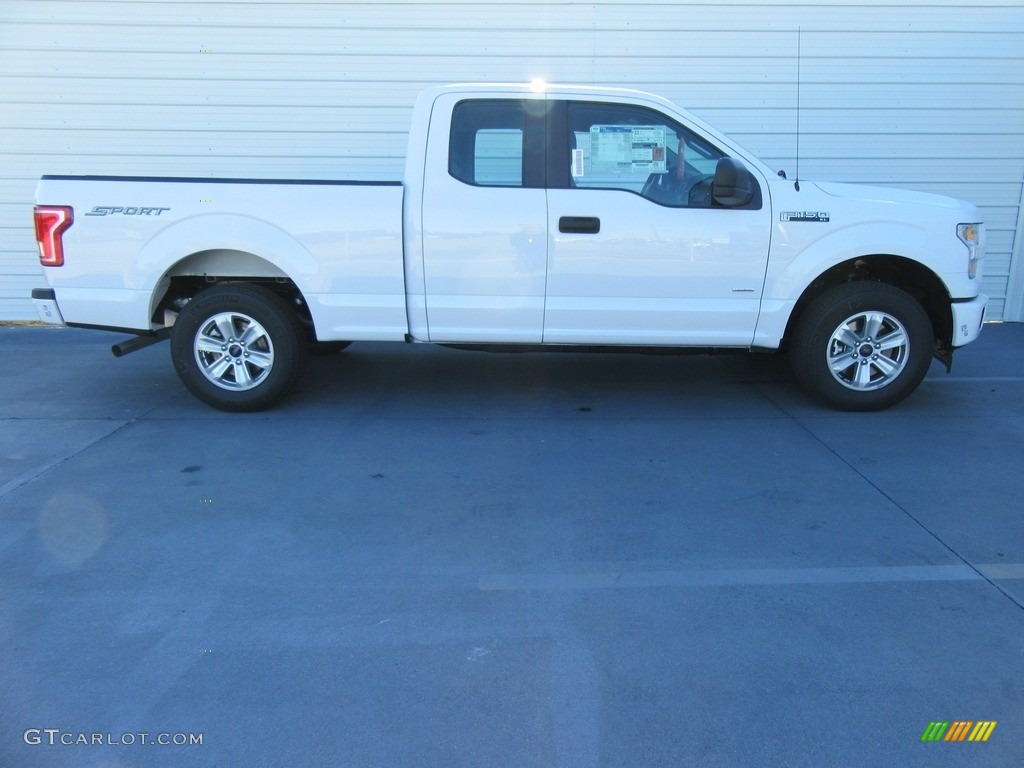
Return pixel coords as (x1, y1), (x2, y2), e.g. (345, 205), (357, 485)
(641, 171), (714, 207)
(641, 171), (688, 205)
(686, 174), (715, 207)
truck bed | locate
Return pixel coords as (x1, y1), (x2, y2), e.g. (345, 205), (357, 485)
(35, 175), (409, 340)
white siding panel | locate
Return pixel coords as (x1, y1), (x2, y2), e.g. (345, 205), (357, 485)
(1, 0), (1022, 321)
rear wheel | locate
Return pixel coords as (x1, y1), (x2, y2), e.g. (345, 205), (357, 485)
(790, 283), (933, 411)
(170, 283), (306, 412)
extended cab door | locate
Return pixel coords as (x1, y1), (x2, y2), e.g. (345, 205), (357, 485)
(419, 95), (548, 342)
(544, 100), (772, 345)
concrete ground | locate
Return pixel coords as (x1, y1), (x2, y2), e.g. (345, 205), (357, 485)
(1, 323), (1022, 767)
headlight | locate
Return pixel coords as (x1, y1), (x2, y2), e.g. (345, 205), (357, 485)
(958, 223), (982, 279)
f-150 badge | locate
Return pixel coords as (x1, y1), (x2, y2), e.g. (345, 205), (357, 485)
(781, 211), (830, 222)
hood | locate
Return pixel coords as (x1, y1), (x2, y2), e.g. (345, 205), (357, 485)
(811, 181), (979, 217)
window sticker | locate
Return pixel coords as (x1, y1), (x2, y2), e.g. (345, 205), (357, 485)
(572, 149), (586, 178)
(589, 125), (668, 174)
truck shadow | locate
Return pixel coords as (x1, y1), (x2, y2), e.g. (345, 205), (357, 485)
(293, 342), (801, 418)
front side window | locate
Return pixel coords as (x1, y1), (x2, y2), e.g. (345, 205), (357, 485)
(567, 102), (727, 207)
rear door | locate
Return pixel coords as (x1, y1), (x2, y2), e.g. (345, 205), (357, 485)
(544, 100), (772, 346)
(419, 95), (548, 342)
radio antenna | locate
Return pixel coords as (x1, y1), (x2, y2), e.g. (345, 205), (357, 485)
(794, 26), (802, 192)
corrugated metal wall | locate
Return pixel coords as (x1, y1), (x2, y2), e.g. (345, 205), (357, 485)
(3, 0), (1022, 320)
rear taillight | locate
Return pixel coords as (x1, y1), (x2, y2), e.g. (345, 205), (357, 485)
(34, 205), (74, 267)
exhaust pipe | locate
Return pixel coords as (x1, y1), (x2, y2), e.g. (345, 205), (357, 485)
(111, 327), (171, 358)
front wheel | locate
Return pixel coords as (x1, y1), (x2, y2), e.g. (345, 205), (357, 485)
(790, 283), (933, 411)
(171, 283), (306, 412)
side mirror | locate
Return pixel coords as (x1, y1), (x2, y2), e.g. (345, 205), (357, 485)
(712, 157), (756, 208)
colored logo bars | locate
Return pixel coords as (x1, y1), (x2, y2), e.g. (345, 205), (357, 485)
(921, 721), (997, 742)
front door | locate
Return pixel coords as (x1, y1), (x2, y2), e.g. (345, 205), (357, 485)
(544, 101), (772, 346)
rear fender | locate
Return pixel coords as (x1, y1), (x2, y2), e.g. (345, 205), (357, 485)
(134, 213), (317, 295)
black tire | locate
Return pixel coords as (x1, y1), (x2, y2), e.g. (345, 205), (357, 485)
(790, 283), (933, 411)
(308, 340), (352, 356)
(170, 283), (306, 412)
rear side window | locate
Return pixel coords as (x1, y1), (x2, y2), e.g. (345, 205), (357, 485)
(449, 101), (527, 187)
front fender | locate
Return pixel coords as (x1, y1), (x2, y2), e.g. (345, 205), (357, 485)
(765, 221), (940, 302)
(753, 221), (946, 349)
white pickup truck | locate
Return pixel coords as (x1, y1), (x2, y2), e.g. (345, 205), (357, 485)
(32, 83), (986, 412)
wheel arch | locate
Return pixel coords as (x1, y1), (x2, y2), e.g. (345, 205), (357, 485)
(781, 254), (952, 353)
(134, 213), (319, 322)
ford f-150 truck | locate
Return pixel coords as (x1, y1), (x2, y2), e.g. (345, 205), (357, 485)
(32, 83), (987, 412)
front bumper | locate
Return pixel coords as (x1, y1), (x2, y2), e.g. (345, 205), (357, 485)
(950, 294), (988, 347)
(31, 288), (65, 325)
